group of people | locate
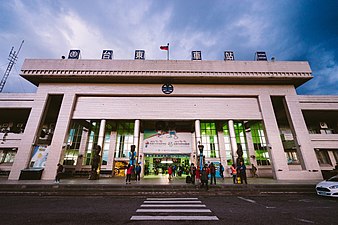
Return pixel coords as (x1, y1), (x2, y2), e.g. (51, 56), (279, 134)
(125, 163), (142, 184)
(54, 143), (257, 186)
(230, 161), (247, 184)
(186, 162), (220, 190)
(186, 161), (258, 189)
(230, 162), (257, 184)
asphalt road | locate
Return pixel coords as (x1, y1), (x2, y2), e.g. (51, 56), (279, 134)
(0, 194), (337, 225)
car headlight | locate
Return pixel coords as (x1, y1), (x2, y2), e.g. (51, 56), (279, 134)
(329, 185), (338, 189)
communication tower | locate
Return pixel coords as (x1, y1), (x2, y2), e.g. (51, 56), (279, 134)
(0, 40), (24, 92)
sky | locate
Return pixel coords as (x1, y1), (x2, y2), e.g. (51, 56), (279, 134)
(0, 0), (337, 94)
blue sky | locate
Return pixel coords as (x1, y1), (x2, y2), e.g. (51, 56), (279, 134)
(0, 0), (337, 94)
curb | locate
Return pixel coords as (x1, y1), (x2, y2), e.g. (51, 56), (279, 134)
(0, 183), (316, 196)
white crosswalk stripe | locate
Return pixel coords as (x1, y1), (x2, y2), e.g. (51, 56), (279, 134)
(141, 204), (206, 207)
(144, 200), (202, 204)
(130, 197), (219, 221)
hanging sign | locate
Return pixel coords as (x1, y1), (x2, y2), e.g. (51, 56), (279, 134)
(143, 130), (192, 154)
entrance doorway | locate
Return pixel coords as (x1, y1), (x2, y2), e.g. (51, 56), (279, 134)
(144, 154), (191, 177)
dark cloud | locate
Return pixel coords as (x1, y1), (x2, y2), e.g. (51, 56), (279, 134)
(0, 0), (337, 94)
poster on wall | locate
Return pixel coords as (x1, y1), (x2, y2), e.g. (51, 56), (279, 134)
(143, 130), (192, 154)
(29, 145), (50, 168)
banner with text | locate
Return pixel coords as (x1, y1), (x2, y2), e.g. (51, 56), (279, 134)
(143, 130), (192, 154)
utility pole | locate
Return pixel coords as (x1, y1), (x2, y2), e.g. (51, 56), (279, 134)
(0, 40), (24, 92)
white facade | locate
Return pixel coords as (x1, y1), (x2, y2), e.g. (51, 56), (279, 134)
(0, 59), (337, 181)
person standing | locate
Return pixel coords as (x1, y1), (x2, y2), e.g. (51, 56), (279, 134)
(209, 162), (216, 185)
(250, 164), (258, 178)
(135, 163), (142, 182)
(89, 145), (101, 180)
(237, 161), (247, 184)
(219, 163), (224, 180)
(190, 163), (197, 184)
(126, 164), (133, 184)
(196, 166), (201, 184)
(172, 165), (176, 177)
(168, 165), (173, 181)
(55, 163), (64, 183)
(230, 163), (237, 184)
(200, 164), (209, 190)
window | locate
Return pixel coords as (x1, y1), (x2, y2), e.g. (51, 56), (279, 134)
(285, 151), (300, 165)
(200, 122), (219, 158)
(222, 123), (233, 165)
(315, 149), (332, 165)
(0, 148), (16, 164)
(84, 121), (100, 165)
(102, 122), (114, 165)
(250, 122), (270, 166)
(114, 122), (134, 158)
(63, 121), (83, 165)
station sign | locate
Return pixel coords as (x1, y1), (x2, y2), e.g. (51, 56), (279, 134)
(102, 50), (113, 59)
(255, 51), (267, 61)
(192, 51), (202, 60)
(224, 51), (235, 61)
(135, 50), (145, 60)
(68, 50), (80, 59)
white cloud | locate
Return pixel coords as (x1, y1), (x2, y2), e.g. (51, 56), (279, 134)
(232, 15), (269, 47)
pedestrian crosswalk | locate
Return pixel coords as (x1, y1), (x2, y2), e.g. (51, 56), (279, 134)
(130, 197), (219, 221)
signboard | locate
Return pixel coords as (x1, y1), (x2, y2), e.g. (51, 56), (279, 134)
(224, 51), (235, 61)
(191, 51), (202, 60)
(68, 50), (80, 59)
(135, 50), (145, 60)
(255, 51), (267, 61)
(143, 130), (192, 154)
(102, 50), (113, 59)
(29, 145), (50, 168)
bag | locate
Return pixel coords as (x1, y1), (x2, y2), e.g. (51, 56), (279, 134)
(210, 166), (215, 174)
(186, 175), (192, 183)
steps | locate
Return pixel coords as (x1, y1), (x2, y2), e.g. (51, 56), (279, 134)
(0, 183), (316, 196)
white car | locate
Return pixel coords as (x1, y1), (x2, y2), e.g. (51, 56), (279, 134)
(316, 175), (338, 197)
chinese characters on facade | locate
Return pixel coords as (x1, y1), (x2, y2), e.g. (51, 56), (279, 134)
(67, 49), (269, 62)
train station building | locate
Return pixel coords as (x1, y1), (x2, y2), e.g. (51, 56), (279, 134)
(0, 50), (337, 181)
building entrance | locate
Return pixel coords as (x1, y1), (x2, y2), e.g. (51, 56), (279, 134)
(144, 154), (191, 177)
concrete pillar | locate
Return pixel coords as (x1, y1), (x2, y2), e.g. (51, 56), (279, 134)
(228, 120), (237, 164)
(258, 94), (289, 179)
(139, 132), (145, 177)
(106, 131), (117, 172)
(217, 130), (227, 166)
(246, 129), (256, 165)
(97, 119), (106, 150)
(328, 151), (336, 169)
(42, 93), (77, 180)
(75, 128), (89, 171)
(195, 120), (201, 145)
(284, 94), (321, 177)
(195, 120), (202, 169)
(134, 119), (140, 163)
(9, 92), (49, 180)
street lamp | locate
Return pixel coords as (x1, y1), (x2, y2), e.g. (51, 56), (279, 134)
(198, 144), (204, 171)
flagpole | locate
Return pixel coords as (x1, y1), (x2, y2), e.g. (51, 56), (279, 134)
(167, 43), (169, 60)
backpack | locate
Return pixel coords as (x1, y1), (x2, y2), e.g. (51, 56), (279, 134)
(210, 165), (215, 174)
(186, 175), (192, 183)
(201, 169), (208, 181)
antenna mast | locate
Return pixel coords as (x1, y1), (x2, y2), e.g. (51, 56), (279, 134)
(0, 40), (24, 92)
